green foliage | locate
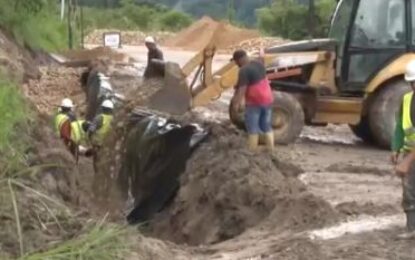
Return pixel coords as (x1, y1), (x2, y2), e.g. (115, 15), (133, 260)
(83, 3), (193, 32)
(158, 10), (192, 31)
(0, 0), (67, 51)
(258, 0), (336, 40)
(0, 78), (30, 175)
(0, 79), (27, 150)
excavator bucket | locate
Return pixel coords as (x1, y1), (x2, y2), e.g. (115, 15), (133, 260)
(147, 61), (192, 115)
(148, 25), (223, 115)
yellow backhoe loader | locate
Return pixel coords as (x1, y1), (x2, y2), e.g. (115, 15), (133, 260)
(149, 0), (415, 148)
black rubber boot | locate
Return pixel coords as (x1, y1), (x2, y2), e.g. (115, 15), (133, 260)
(407, 211), (415, 232)
(398, 211), (415, 240)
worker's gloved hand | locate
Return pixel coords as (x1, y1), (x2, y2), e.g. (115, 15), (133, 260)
(78, 145), (88, 155)
(84, 149), (95, 157)
(391, 152), (400, 165)
(82, 121), (92, 132)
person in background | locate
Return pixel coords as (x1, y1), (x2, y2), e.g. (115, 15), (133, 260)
(231, 49), (274, 151)
(143, 36), (164, 80)
(391, 60), (415, 239)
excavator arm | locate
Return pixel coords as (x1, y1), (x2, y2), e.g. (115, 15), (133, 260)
(148, 29), (332, 115)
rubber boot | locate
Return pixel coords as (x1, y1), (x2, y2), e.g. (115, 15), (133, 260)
(397, 211), (415, 240)
(247, 134), (259, 151)
(264, 132), (275, 152)
(407, 211), (415, 232)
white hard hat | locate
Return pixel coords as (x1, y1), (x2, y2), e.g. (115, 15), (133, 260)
(405, 60), (415, 82)
(100, 80), (113, 91)
(101, 99), (114, 109)
(145, 36), (155, 44)
(61, 98), (74, 108)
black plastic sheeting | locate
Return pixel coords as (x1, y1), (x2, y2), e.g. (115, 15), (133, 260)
(119, 110), (209, 224)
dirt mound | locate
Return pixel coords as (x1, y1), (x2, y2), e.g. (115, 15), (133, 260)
(85, 29), (175, 46)
(224, 37), (291, 54)
(23, 66), (84, 115)
(63, 46), (130, 63)
(0, 30), (41, 82)
(148, 124), (338, 246)
(166, 16), (260, 50)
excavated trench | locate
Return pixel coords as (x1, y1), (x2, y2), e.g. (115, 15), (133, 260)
(43, 64), (340, 248)
(24, 61), (341, 251)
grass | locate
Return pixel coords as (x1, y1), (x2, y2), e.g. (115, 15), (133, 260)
(0, 78), (31, 176)
(21, 221), (131, 260)
(0, 0), (68, 51)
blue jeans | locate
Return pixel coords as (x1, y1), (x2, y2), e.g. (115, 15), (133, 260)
(245, 105), (273, 134)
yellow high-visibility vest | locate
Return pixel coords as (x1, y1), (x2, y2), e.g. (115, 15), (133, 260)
(70, 120), (87, 145)
(92, 114), (113, 145)
(402, 92), (415, 151)
(54, 113), (69, 136)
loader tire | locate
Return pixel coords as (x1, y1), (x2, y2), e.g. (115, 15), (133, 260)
(229, 91), (305, 144)
(369, 80), (410, 149)
(349, 116), (374, 144)
(271, 91), (304, 144)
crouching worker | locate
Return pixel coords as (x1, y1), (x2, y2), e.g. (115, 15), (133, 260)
(231, 49), (275, 151)
(54, 98), (78, 155)
(87, 100), (114, 171)
(54, 98), (89, 160)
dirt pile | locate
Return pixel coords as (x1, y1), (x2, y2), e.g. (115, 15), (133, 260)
(0, 115), (96, 258)
(63, 46), (131, 63)
(166, 16), (260, 50)
(0, 30), (42, 82)
(85, 29), (175, 46)
(149, 124), (338, 246)
(224, 37), (291, 54)
(23, 66), (84, 115)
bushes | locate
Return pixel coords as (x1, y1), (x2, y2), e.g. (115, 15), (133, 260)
(158, 11), (192, 31)
(257, 0), (336, 40)
(0, 0), (67, 51)
(83, 4), (193, 32)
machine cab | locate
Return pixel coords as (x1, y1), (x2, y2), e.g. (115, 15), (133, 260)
(330, 0), (414, 93)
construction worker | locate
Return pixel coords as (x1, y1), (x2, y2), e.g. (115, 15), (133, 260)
(54, 98), (78, 154)
(88, 99), (114, 146)
(87, 100), (114, 172)
(231, 49), (274, 151)
(391, 60), (415, 239)
(143, 36), (164, 80)
(54, 98), (89, 160)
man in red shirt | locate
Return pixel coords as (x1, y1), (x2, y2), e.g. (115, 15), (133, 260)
(231, 49), (275, 151)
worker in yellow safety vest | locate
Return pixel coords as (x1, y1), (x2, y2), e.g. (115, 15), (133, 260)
(54, 98), (90, 159)
(88, 99), (114, 146)
(54, 98), (80, 156)
(391, 60), (415, 240)
(54, 98), (75, 136)
(87, 99), (114, 172)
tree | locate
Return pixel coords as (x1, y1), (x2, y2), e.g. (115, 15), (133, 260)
(257, 0), (336, 40)
(227, 0), (236, 23)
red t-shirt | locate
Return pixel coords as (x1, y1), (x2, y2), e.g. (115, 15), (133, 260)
(237, 60), (273, 106)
